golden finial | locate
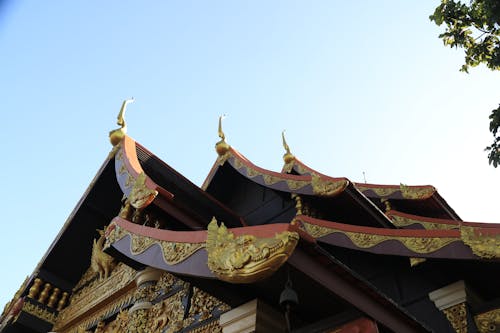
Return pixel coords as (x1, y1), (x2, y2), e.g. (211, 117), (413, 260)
(109, 98), (134, 146)
(215, 115), (230, 156)
(282, 130), (295, 164)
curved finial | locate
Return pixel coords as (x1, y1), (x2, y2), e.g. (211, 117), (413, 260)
(117, 98), (134, 128)
(218, 115), (226, 142)
(215, 115), (230, 156)
(282, 130), (295, 164)
(109, 98), (134, 146)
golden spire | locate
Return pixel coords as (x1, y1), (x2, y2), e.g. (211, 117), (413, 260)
(109, 98), (134, 146)
(282, 130), (295, 164)
(215, 115), (230, 156)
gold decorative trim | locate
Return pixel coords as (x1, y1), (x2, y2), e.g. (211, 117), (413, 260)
(60, 288), (136, 333)
(301, 222), (458, 254)
(475, 308), (500, 333)
(286, 179), (309, 191)
(22, 301), (57, 324)
(206, 217), (299, 283)
(106, 223), (205, 265)
(128, 172), (158, 209)
(461, 226), (500, 259)
(311, 173), (348, 197)
(400, 183), (435, 199)
(54, 263), (136, 330)
(356, 185), (399, 197)
(390, 214), (458, 230)
(442, 302), (467, 333)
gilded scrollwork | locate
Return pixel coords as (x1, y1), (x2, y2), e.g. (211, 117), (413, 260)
(148, 291), (185, 333)
(390, 215), (458, 230)
(311, 174), (348, 196)
(188, 287), (230, 322)
(460, 226), (500, 259)
(475, 308), (500, 333)
(54, 263), (136, 331)
(21, 301), (57, 324)
(442, 302), (468, 333)
(206, 217), (299, 283)
(300, 222), (458, 254)
(129, 172), (158, 209)
(355, 185), (399, 197)
(400, 184), (435, 199)
(105, 222), (205, 265)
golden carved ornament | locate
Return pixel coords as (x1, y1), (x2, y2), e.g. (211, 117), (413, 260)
(22, 301), (57, 324)
(442, 302), (468, 333)
(215, 115), (230, 156)
(128, 172), (158, 209)
(91, 229), (116, 280)
(475, 308), (500, 333)
(400, 183), (435, 199)
(311, 174), (348, 197)
(300, 222), (458, 254)
(390, 215), (458, 230)
(356, 185), (399, 197)
(148, 291), (185, 333)
(109, 98), (134, 146)
(105, 222), (205, 265)
(460, 226), (500, 259)
(188, 287), (230, 322)
(206, 217), (299, 283)
(54, 263), (136, 331)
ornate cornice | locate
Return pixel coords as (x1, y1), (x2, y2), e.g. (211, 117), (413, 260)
(53, 263), (136, 331)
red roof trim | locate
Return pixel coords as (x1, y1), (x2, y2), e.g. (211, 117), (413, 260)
(111, 216), (294, 243)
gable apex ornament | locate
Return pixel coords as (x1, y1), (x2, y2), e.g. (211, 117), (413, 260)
(215, 115), (230, 156)
(109, 98), (134, 146)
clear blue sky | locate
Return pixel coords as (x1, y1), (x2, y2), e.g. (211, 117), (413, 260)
(1, 1), (499, 307)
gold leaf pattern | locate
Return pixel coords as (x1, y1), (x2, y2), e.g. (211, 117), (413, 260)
(461, 226), (500, 259)
(390, 215), (458, 230)
(301, 222), (457, 254)
(442, 303), (467, 333)
(106, 223), (205, 265)
(311, 174), (348, 196)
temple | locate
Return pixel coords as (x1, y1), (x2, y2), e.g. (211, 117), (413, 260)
(1, 101), (499, 333)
